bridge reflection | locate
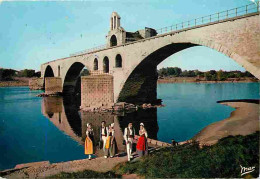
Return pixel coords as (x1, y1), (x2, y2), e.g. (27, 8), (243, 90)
(41, 97), (159, 156)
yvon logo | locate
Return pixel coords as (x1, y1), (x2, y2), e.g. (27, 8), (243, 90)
(240, 165), (255, 176)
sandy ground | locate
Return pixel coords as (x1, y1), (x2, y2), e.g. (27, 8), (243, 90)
(194, 100), (259, 145)
(1, 155), (128, 178)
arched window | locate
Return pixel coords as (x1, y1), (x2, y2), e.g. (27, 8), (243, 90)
(103, 57), (109, 73)
(110, 35), (117, 47)
(115, 54), (122, 68)
(58, 65), (60, 77)
(114, 16), (116, 29)
(93, 58), (98, 70)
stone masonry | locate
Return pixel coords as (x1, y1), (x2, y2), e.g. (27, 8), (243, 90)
(81, 75), (114, 108)
(45, 77), (62, 95)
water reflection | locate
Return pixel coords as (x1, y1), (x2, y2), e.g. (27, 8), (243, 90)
(41, 97), (159, 156)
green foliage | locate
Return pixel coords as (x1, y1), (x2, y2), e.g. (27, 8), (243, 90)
(81, 69), (90, 76)
(117, 132), (259, 178)
(217, 70), (227, 81)
(19, 69), (35, 77)
(48, 170), (121, 178)
(157, 67), (255, 79)
(158, 67), (182, 77)
(2, 69), (16, 80)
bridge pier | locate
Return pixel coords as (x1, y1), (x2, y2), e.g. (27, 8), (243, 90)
(45, 77), (62, 95)
(81, 75), (114, 109)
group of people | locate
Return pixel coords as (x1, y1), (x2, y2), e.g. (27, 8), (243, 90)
(84, 121), (148, 161)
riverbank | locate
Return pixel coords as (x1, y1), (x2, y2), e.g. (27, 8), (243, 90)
(193, 99), (259, 145)
(116, 132), (259, 178)
(157, 77), (258, 83)
(0, 77), (30, 87)
(1, 154), (128, 178)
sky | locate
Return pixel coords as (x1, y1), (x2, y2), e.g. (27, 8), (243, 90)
(0, 0), (256, 71)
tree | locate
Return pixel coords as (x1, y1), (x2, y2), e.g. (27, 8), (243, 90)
(217, 70), (227, 81)
(20, 69), (35, 77)
(2, 69), (16, 80)
(204, 72), (212, 81)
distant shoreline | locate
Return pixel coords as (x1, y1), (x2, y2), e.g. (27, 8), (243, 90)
(0, 77), (30, 87)
(0, 77), (258, 88)
(157, 77), (259, 84)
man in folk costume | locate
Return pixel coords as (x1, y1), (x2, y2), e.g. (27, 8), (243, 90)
(124, 122), (135, 161)
(136, 123), (148, 157)
(100, 121), (108, 154)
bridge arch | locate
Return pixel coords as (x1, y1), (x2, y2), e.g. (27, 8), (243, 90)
(63, 62), (88, 97)
(44, 65), (54, 78)
(115, 54), (122, 68)
(93, 58), (98, 70)
(43, 65), (55, 90)
(103, 56), (109, 73)
(117, 39), (257, 104)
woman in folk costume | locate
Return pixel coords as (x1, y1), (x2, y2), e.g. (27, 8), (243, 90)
(136, 123), (148, 157)
(104, 123), (117, 158)
(85, 123), (95, 160)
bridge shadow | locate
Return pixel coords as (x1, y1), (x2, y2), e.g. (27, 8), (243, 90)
(41, 96), (159, 156)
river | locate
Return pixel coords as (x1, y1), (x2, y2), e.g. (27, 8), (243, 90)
(0, 82), (259, 170)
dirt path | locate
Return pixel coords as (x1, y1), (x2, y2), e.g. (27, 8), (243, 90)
(2, 155), (128, 178)
(194, 100), (259, 145)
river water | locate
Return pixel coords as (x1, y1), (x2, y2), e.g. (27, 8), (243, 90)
(0, 82), (259, 170)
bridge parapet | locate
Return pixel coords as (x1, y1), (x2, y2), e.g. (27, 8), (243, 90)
(68, 2), (259, 57)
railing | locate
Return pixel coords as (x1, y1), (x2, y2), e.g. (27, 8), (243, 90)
(70, 44), (106, 57)
(156, 2), (259, 34)
(70, 2), (259, 57)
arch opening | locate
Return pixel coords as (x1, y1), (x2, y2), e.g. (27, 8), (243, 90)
(44, 65), (54, 78)
(110, 35), (117, 47)
(63, 62), (89, 106)
(93, 58), (98, 71)
(118, 42), (257, 104)
(115, 54), (122, 68)
(103, 57), (109, 73)
(43, 65), (55, 90)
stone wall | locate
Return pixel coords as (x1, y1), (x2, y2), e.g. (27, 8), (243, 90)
(29, 78), (44, 90)
(45, 77), (62, 94)
(81, 75), (114, 108)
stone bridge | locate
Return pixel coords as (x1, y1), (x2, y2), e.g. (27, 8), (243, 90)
(39, 4), (260, 108)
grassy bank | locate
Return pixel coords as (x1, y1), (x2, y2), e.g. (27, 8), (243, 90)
(116, 132), (259, 178)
